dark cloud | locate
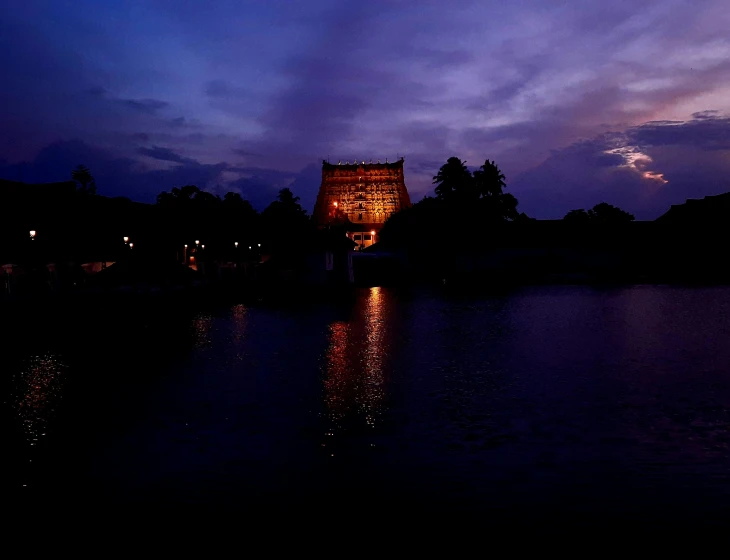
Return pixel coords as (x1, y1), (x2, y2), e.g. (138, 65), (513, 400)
(232, 148), (264, 158)
(692, 110), (720, 120)
(630, 113), (730, 151)
(83, 86), (170, 114)
(118, 98), (169, 114)
(137, 145), (197, 164)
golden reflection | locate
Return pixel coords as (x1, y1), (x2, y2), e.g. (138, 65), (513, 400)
(191, 313), (214, 348)
(361, 287), (385, 426)
(322, 287), (391, 439)
(232, 303), (248, 343)
(323, 320), (353, 426)
(11, 353), (66, 446)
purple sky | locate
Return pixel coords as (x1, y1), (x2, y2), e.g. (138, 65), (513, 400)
(2, 0), (730, 218)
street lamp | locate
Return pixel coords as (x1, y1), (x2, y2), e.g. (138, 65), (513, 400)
(201, 244), (205, 249)
(234, 242), (239, 248)
(129, 242), (134, 249)
(333, 202), (338, 208)
(248, 246), (252, 250)
(29, 230), (36, 240)
(195, 240), (200, 246)
(257, 243), (261, 247)
(123, 236), (129, 243)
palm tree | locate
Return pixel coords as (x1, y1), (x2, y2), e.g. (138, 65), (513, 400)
(433, 157), (472, 201)
(71, 164), (96, 195)
(473, 159), (506, 199)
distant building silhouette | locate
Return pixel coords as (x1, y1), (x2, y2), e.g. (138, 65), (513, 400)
(313, 158), (411, 248)
(656, 192), (730, 224)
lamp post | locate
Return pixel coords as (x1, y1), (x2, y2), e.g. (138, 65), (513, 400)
(29, 230), (36, 240)
(129, 242), (134, 249)
(123, 236), (129, 244)
(184, 244), (188, 264)
(234, 241), (239, 248)
(370, 230), (376, 247)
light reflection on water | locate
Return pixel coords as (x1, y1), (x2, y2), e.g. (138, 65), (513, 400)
(10, 353), (66, 448)
(191, 313), (214, 348)
(322, 287), (391, 438)
(231, 304), (247, 343)
(362, 287), (386, 426)
(9, 286), (730, 521)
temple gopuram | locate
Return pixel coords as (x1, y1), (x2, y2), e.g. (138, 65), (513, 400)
(313, 157), (412, 248)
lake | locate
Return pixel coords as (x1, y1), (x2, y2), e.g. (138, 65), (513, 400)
(5, 286), (730, 526)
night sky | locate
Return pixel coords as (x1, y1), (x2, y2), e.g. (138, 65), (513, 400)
(2, 0), (729, 218)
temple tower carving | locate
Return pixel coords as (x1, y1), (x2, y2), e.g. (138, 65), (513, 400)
(313, 157), (412, 233)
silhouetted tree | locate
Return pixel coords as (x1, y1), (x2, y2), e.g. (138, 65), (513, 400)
(157, 185), (201, 207)
(71, 164), (96, 195)
(382, 156), (523, 254)
(222, 191), (251, 209)
(564, 209), (591, 222)
(433, 157), (472, 201)
(588, 202), (635, 223)
(193, 190), (221, 208)
(261, 188), (312, 256)
(564, 203), (634, 224)
(221, 191), (259, 244)
(473, 159), (506, 199)
(262, 188), (308, 220)
(474, 159), (518, 221)
(498, 192), (520, 221)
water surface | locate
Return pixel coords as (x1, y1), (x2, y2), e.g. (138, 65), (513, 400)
(5, 286), (730, 525)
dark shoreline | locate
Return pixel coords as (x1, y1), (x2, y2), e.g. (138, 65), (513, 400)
(5, 274), (730, 316)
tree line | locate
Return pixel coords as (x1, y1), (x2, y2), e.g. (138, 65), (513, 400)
(64, 159), (637, 258)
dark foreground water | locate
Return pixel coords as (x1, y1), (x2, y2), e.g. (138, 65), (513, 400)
(5, 285), (730, 526)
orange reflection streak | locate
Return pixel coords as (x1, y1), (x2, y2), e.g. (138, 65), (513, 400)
(12, 353), (66, 446)
(323, 320), (353, 428)
(322, 287), (390, 438)
(361, 287), (385, 426)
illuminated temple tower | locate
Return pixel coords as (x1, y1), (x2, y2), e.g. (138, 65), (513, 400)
(313, 158), (412, 248)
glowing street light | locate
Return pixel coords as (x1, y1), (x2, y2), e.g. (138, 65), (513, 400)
(123, 236), (129, 243)
(129, 242), (134, 249)
(333, 202), (338, 207)
(248, 246), (252, 250)
(195, 240), (200, 246)
(184, 244), (188, 248)
(201, 244), (205, 249)
(234, 242), (239, 248)
(29, 230), (36, 240)
(257, 243), (261, 247)
(370, 230), (375, 236)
